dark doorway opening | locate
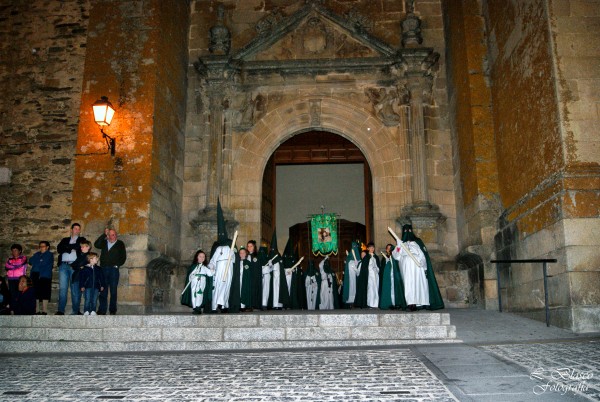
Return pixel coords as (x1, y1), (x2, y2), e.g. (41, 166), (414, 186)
(261, 131), (373, 276)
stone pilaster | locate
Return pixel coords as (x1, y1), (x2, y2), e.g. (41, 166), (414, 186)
(397, 49), (446, 255)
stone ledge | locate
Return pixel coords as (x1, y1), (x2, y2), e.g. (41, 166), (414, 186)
(0, 338), (461, 354)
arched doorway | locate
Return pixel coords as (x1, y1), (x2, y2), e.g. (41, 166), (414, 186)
(261, 130), (373, 274)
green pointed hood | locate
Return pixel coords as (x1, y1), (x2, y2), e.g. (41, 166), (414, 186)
(401, 224), (416, 242)
(346, 240), (361, 264)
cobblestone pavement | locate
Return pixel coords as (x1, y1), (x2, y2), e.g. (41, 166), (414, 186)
(483, 340), (600, 401)
(0, 349), (457, 401)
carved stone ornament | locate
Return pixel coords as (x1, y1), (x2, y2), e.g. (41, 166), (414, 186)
(209, 4), (231, 55)
(256, 8), (285, 36)
(309, 99), (321, 126)
(365, 87), (404, 126)
(345, 8), (373, 34)
(401, 0), (423, 47)
(237, 93), (266, 131)
(302, 17), (328, 54)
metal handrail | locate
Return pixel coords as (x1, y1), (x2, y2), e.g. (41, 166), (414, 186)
(490, 258), (558, 327)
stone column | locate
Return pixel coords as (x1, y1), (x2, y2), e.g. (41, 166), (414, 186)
(206, 82), (225, 208)
(407, 75), (430, 208)
(397, 50), (446, 255)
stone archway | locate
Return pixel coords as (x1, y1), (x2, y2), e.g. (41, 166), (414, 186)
(229, 96), (411, 247)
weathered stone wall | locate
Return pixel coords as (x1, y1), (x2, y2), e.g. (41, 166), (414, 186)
(442, 0), (501, 309)
(71, 0), (189, 312)
(0, 0), (90, 257)
(484, 0), (600, 332)
(545, 0), (600, 332)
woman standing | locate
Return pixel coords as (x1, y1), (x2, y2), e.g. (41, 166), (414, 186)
(29, 241), (54, 315)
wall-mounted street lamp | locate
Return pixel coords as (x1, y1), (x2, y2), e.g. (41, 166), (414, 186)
(92, 96), (116, 156)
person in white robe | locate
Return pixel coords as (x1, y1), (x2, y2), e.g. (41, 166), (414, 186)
(391, 240), (428, 310)
(271, 259), (283, 309)
(318, 256), (335, 310)
(305, 261), (320, 310)
(261, 261), (272, 309)
(343, 243), (361, 306)
(366, 248), (380, 308)
(209, 243), (234, 312)
(285, 268), (293, 295)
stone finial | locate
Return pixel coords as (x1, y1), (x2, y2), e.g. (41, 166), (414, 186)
(401, 0), (423, 47)
(209, 4), (231, 55)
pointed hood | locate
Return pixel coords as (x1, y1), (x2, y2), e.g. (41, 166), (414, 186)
(210, 199), (231, 259)
(267, 230), (281, 264)
(346, 240), (361, 264)
(322, 256), (334, 274)
(282, 237), (295, 268)
(401, 224), (417, 242)
(217, 198), (228, 243)
(257, 245), (269, 266)
(306, 260), (317, 277)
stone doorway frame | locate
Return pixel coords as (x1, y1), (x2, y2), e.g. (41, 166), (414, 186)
(229, 96), (411, 248)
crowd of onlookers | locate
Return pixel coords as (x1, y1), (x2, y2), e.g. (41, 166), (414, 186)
(1, 223), (126, 316)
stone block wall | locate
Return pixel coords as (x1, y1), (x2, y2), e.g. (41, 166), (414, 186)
(442, 0), (501, 309)
(484, 0), (600, 332)
(0, 0), (90, 257)
(71, 0), (189, 312)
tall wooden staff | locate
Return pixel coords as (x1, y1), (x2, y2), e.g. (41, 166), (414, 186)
(387, 226), (421, 267)
(222, 230), (238, 282)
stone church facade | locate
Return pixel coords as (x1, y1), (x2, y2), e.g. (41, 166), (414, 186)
(0, 0), (598, 333)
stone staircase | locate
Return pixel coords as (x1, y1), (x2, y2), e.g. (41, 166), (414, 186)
(0, 311), (458, 353)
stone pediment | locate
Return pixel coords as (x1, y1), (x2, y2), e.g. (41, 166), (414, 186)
(196, 1), (439, 84)
(232, 2), (396, 66)
(241, 10), (386, 62)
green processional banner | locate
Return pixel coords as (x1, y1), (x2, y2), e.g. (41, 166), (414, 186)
(310, 213), (338, 256)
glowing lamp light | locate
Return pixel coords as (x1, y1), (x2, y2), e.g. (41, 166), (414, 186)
(92, 96), (116, 156)
(93, 96), (115, 126)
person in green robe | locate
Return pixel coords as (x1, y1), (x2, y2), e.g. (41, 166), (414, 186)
(379, 251), (407, 311)
(180, 249), (214, 314)
(354, 248), (369, 309)
(402, 224), (444, 310)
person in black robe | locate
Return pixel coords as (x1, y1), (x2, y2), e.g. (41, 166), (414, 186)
(247, 240), (262, 311)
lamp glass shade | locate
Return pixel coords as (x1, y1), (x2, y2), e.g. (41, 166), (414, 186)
(93, 96), (115, 126)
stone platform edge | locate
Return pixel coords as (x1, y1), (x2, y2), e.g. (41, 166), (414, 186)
(0, 313), (458, 353)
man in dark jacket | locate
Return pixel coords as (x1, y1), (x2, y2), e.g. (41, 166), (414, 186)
(94, 228), (126, 315)
(56, 223), (87, 315)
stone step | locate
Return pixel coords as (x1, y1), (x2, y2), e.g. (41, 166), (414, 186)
(0, 312), (458, 353)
